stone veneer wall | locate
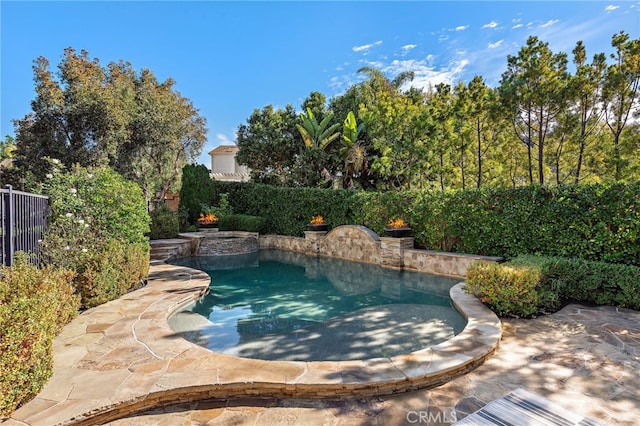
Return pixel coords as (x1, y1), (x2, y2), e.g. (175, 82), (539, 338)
(259, 225), (501, 278)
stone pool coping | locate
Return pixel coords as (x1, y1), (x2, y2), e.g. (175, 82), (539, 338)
(8, 262), (501, 426)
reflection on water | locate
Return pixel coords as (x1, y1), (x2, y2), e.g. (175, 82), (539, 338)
(168, 249), (466, 361)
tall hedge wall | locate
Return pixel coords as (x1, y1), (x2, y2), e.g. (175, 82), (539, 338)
(215, 181), (639, 266)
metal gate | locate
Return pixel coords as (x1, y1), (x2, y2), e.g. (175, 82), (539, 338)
(1, 184), (49, 266)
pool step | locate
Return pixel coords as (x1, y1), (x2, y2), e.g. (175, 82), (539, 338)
(149, 239), (193, 262)
(150, 245), (179, 262)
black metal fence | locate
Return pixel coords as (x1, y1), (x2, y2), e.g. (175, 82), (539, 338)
(1, 185), (49, 266)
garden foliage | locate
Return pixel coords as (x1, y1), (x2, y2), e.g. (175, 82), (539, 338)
(179, 164), (217, 229)
(218, 214), (267, 233)
(0, 254), (80, 416)
(39, 163), (150, 308)
(466, 255), (640, 317)
(215, 181), (640, 266)
(149, 204), (179, 240)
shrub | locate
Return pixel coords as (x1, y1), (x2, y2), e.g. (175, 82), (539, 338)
(75, 240), (149, 308)
(0, 254), (79, 416)
(149, 204), (179, 240)
(39, 163), (150, 308)
(466, 255), (640, 317)
(179, 164), (217, 229)
(465, 261), (553, 317)
(218, 214), (267, 233)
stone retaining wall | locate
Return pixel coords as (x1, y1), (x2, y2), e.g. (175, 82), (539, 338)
(180, 226), (499, 278)
(261, 225), (501, 278)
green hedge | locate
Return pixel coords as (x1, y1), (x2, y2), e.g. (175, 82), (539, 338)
(218, 214), (267, 233)
(149, 204), (179, 240)
(215, 181), (640, 266)
(0, 255), (80, 416)
(466, 255), (640, 317)
(179, 164), (218, 229)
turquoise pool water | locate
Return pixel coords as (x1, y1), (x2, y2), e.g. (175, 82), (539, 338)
(169, 249), (467, 361)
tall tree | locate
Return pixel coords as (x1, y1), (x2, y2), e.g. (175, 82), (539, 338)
(499, 36), (569, 184)
(118, 69), (207, 204)
(12, 48), (207, 201)
(466, 76), (495, 188)
(601, 31), (640, 180)
(566, 41), (607, 183)
(236, 104), (302, 185)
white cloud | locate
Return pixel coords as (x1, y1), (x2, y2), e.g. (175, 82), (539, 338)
(605, 4), (620, 12)
(401, 44), (418, 57)
(512, 23), (523, 29)
(540, 19), (559, 28)
(482, 21), (499, 29)
(216, 133), (233, 144)
(378, 57), (469, 92)
(352, 40), (383, 52)
(455, 25), (468, 31)
(488, 40), (504, 49)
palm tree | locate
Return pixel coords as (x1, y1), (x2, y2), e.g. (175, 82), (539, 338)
(357, 66), (415, 97)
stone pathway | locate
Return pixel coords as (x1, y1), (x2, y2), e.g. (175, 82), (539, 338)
(106, 304), (640, 425)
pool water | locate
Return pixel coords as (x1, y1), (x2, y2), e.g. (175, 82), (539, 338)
(169, 250), (467, 361)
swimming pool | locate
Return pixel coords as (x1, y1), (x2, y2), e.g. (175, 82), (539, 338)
(169, 249), (467, 361)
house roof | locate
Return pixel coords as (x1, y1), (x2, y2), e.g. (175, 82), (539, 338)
(208, 145), (239, 155)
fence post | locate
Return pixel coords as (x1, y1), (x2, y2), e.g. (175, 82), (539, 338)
(3, 184), (15, 266)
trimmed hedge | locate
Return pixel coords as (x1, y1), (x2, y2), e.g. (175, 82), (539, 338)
(218, 214), (267, 233)
(0, 255), (80, 416)
(215, 181), (640, 266)
(466, 255), (640, 317)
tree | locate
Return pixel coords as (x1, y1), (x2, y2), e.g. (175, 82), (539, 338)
(564, 41), (607, 183)
(465, 76), (496, 188)
(117, 69), (207, 204)
(301, 91), (328, 122)
(236, 104), (302, 185)
(361, 90), (433, 190)
(601, 31), (640, 180)
(12, 48), (207, 203)
(499, 36), (569, 184)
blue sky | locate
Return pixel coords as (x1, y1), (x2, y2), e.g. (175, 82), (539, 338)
(1, 1), (638, 167)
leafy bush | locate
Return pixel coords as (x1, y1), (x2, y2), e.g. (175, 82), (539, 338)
(179, 163), (217, 229)
(74, 240), (149, 307)
(0, 254), (79, 416)
(218, 214), (267, 233)
(149, 204), (179, 240)
(39, 163), (150, 308)
(200, 193), (234, 221)
(465, 261), (555, 317)
(466, 255), (640, 317)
